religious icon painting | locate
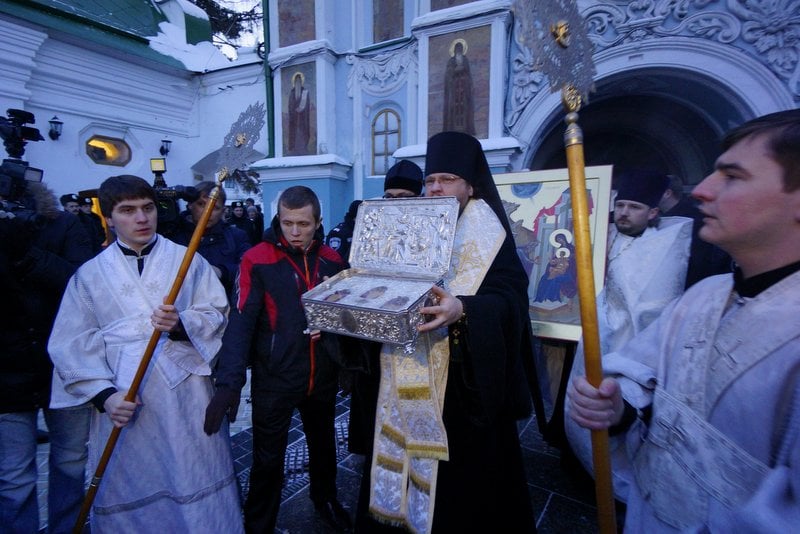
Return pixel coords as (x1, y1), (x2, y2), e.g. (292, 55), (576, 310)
(373, 0), (404, 43)
(495, 165), (613, 341)
(281, 62), (316, 157)
(426, 24), (491, 139)
(277, 0), (315, 47)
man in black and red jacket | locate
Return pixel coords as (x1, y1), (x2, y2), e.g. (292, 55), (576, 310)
(204, 185), (351, 533)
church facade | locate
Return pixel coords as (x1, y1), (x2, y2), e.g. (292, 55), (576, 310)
(0, 0), (266, 205)
(1, 1), (796, 226)
(258, 0), (796, 223)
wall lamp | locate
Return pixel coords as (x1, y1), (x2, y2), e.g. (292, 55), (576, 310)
(159, 137), (172, 156)
(48, 116), (63, 140)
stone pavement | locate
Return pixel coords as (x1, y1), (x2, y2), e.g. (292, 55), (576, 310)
(37, 372), (614, 532)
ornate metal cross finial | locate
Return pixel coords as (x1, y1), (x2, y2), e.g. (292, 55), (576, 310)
(513, 0), (596, 110)
(216, 102), (266, 189)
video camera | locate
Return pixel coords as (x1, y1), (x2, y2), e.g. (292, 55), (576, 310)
(0, 109), (45, 223)
(149, 157), (198, 238)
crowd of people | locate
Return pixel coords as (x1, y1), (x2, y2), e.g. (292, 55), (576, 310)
(1, 109), (798, 533)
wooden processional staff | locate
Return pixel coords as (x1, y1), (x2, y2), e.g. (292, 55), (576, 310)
(513, 1), (617, 532)
(73, 102), (266, 533)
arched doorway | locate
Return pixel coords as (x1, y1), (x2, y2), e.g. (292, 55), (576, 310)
(513, 38), (795, 188)
(529, 71), (741, 186)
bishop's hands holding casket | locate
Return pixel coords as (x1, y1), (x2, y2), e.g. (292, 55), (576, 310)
(417, 284), (464, 332)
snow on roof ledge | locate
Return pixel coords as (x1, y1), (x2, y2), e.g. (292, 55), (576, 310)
(149, 21), (231, 72)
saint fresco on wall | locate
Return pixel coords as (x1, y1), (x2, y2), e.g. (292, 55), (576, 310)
(282, 63), (316, 156)
(428, 25), (490, 139)
(373, 0), (403, 43)
(278, 0), (315, 48)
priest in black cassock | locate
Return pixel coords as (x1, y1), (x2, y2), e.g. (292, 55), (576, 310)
(354, 131), (536, 533)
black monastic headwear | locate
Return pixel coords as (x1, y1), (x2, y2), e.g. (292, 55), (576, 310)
(424, 131), (511, 235)
(614, 169), (670, 208)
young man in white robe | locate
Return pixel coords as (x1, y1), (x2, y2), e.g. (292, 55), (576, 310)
(598, 169), (692, 357)
(566, 170), (692, 499)
(48, 175), (243, 533)
(568, 109), (800, 531)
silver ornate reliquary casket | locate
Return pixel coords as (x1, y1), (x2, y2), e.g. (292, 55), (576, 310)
(302, 196), (459, 347)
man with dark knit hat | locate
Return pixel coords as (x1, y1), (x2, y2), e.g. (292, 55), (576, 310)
(565, 168), (692, 500)
(357, 132), (536, 532)
(382, 159), (423, 199)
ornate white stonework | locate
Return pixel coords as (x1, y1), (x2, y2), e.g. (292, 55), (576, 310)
(506, 0), (800, 130)
(346, 41), (418, 97)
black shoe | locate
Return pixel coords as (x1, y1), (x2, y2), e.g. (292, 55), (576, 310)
(36, 429), (49, 444)
(314, 499), (353, 532)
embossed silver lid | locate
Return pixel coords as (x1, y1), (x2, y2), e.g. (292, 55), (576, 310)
(349, 196), (459, 279)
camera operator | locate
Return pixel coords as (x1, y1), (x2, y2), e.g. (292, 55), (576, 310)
(0, 109), (93, 533)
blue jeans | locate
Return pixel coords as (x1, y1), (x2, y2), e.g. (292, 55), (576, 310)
(0, 406), (91, 534)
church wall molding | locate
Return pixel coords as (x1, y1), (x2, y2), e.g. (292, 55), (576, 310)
(508, 36), (795, 170)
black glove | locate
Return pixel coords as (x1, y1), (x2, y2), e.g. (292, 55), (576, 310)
(204, 387), (241, 435)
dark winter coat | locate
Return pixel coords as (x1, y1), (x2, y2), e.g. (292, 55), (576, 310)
(324, 200), (362, 267)
(78, 210), (107, 256)
(229, 213), (260, 246)
(172, 211), (251, 302)
(213, 216), (345, 396)
(0, 183), (92, 412)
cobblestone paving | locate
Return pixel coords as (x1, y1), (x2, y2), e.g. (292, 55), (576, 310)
(37, 375), (613, 532)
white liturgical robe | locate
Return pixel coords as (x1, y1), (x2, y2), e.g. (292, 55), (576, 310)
(566, 216), (692, 500)
(48, 238), (243, 533)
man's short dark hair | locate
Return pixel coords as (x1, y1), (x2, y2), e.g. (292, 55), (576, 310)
(722, 109), (800, 192)
(278, 185), (321, 222)
(194, 181), (226, 203)
(98, 175), (157, 217)
(665, 174), (684, 197)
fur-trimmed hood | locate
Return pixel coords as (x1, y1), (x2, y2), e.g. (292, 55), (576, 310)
(19, 181), (63, 220)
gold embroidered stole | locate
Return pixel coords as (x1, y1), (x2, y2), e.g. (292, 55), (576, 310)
(368, 199), (506, 533)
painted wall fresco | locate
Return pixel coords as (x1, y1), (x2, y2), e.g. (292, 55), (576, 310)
(373, 0), (404, 43)
(281, 63), (316, 156)
(277, 0), (315, 48)
(427, 25), (490, 139)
